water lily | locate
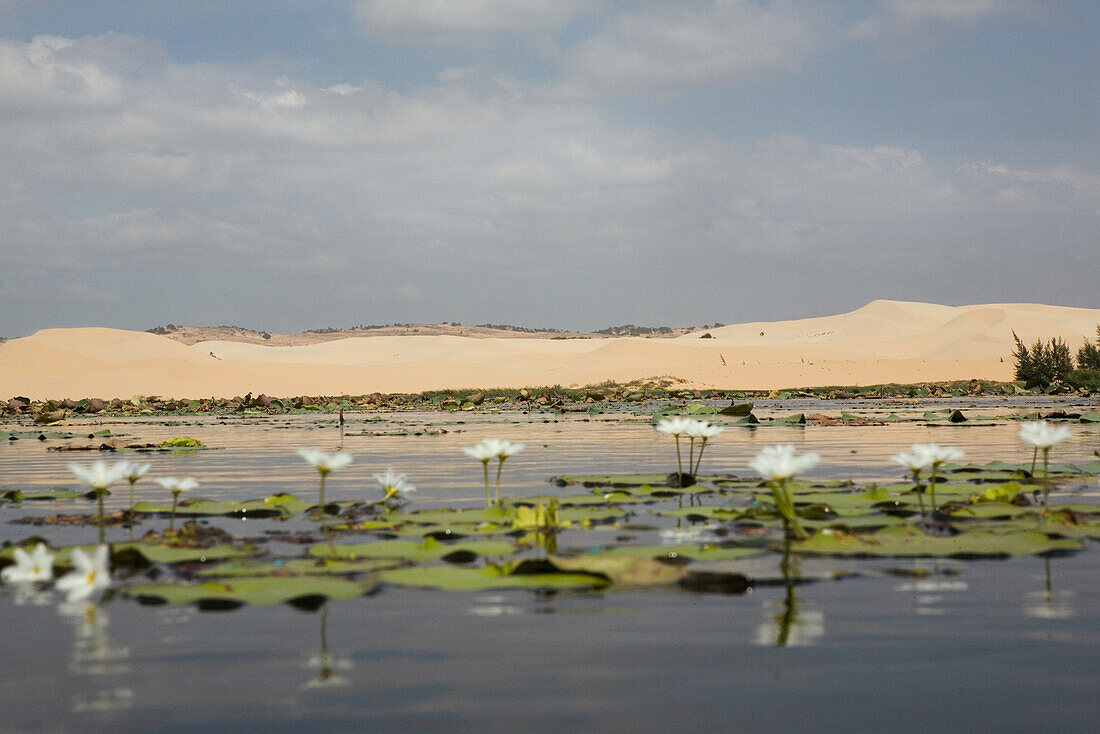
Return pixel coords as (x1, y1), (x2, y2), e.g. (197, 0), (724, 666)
(685, 420), (724, 476)
(154, 476), (198, 531)
(297, 449), (352, 514)
(1018, 420), (1072, 509)
(373, 469), (416, 508)
(69, 459), (132, 544)
(55, 545), (111, 603)
(1, 543), (54, 584)
(749, 445), (820, 540)
(123, 462), (151, 538)
(891, 448), (935, 515)
(655, 416), (696, 482)
(462, 438), (524, 506)
(910, 444), (963, 511)
(297, 448), (353, 477)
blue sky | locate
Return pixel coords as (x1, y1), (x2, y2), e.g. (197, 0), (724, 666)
(1, 1), (1096, 336)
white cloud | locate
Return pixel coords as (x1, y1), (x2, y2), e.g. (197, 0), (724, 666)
(0, 31), (1095, 333)
(567, 0), (823, 95)
(853, 0), (1039, 56)
(355, 0), (584, 45)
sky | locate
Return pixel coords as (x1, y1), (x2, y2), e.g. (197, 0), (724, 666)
(0, 0), (1097, 337)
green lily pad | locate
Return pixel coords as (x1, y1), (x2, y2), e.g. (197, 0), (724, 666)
(111, 542), (260, 565)
(594, 544), (766, 562)
(125, 576), (376, 607)
(793, 524), (1082, 558)
(377, 565), (608, 591)
(196, 557), (403, 577)
(385, 506), (514, 526)
(307, 537), (517, 561)
(0, 487), (84, 503)
(132, 493), (310, 518)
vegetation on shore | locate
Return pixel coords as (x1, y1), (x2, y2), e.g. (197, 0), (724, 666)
(2, 375), (1094, 422)
(1012, 326), (1100, 390)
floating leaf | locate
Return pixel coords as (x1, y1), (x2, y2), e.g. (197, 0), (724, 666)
(197, 557), (403, 577)
(308, 538), (517, 562)
(111, 542), (260, 565)
(593, 544), (766, 562)
(125, 576), (376, 607)
(793, 525), (1082, 558)
(377, 565), (607, 591)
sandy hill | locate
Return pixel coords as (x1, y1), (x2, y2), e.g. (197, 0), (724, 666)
(1, 300), (1097, 399)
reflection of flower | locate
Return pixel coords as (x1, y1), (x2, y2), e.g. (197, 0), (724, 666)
(303, 651), (353, 689)
(55, 546), (111, 603)
(754, 603), (824, 647)
(1018, 421), (1072, 449)
(59, 601), (131, 678)
(1, 543), (54, 583)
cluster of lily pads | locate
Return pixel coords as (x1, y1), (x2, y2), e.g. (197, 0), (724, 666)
(0, 417), (1094, 610)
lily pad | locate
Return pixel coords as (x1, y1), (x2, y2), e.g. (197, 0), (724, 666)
(307, 537), (517, 562)
(792, 524), (1082, 558)
(196, 557), (403, 577)
(593, 544), (766, 562)
(125, 576), (376, 607)
(0, 488), (84, 503)
(132, 493), (310, 518)
(377, 565), (608, 591)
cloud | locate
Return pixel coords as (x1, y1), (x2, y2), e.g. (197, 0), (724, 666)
(355, 0), (584, 46)
(0, 31), (1095, 334)
(566, 0), (823, 95)
(853, 0), (1039, 56)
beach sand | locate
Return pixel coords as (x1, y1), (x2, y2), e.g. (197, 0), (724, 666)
(1, 300), (1097, 399)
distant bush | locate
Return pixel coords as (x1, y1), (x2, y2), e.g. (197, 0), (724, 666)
(1077, 326), (1100, 370)
(1013, 327), (1098, 387)
(1066, 369), (1100, 390)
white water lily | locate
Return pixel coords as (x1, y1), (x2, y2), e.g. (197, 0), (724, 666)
(1018, 421), (1073, 510)
(68, 460), (132, 491)
(55, 545), (111, 603)
(154, 476), (199, 494)
(1018, 420), (1072, 449)
(655, 416), (696, 436)
(890, 450), (933, 472)
(463, 438), (524, 506)
(155, 476), (199, 531)
(297, 448), (353, 475)
(373, 469), (417, 501)
(891, 447), (935, 515)
(907, 444), (962, 512)
(911, 443), (964, 467)
(749, 444), (821, 481)
(686, 421), (724, 440)
(1, 543), (54, 584)
(124, 462), (152, 482)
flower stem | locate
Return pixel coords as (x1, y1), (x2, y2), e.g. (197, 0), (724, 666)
(912, 470), (925, 515)
(495, 458), (505, 505)
(692, 438), (708, 476)
(929, 464), (940, 513)
(482, 460), (491, 507)
(1041, 447), (1051, 510)
(771, 479), (807, 540)
(169, 489), (180, 531)
(674, 436), (684, 487)
(96, 489), (106, 544)
(687, 437), (696, 477)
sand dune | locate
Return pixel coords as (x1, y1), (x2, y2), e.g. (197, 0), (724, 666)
(1, 300), (1097, 399)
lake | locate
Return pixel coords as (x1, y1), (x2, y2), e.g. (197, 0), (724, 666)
(1, 396), (1098, 732)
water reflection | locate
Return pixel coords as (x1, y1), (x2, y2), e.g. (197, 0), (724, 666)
(303, 605), (352, 689)
(894, 573), (968, 616)
(58, 600), (133, 713)
(755, 537), (825, 647)
(1024, 557), (1074, 621)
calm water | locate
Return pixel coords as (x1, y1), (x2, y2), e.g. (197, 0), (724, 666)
(1, 398), (1098, 732)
